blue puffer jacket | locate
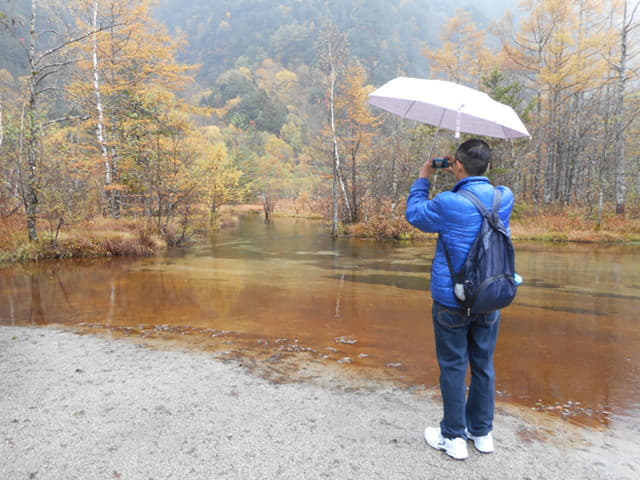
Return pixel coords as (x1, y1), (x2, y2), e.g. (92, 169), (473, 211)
(406, 176), (514, 309)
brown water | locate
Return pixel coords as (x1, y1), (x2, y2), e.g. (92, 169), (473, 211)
(1, 216), (639, 430)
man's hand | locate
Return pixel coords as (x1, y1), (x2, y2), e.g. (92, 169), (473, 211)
(419, 155), (455, 179)
(419, 159), (435, 179)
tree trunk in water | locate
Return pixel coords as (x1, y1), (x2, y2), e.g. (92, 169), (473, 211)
(350, 149), (358, 222)
(263, 192), (275, 224)
(332, 162), (339, 236)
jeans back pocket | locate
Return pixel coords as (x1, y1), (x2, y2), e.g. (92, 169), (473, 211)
(433, 303), (469, 329)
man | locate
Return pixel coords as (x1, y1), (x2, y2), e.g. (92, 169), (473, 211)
(405, 138), (514, 460)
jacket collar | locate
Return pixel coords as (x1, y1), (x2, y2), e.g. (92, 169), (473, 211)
(452, 176), (490, 192)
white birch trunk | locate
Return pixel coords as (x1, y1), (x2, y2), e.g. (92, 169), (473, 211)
(329, 56), (339, 237)
(614, 1), (636, 215)
(328, 55), (352, 232)
(92, 0), (110, 184)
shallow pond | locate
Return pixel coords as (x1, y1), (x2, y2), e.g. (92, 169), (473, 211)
(1, 215), (639, 430)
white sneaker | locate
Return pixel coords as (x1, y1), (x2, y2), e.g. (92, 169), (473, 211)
(465, 429), (494, 453)
(424, 427), (468, 460)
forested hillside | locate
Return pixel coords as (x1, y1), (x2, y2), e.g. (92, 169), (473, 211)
(1, 0), (639, 250)
(152, 0), (490, 83)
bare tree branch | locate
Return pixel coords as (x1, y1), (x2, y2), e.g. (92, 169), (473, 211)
(35, 22), (120, 66)
(41, 114), (90, 127)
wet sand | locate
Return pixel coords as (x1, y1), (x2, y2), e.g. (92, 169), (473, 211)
(1, 326), (637, 480)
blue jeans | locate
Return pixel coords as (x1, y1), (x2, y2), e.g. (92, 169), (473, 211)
(432, 301), (501, 440)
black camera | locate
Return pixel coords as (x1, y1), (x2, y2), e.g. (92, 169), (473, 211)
(432, 158), (449, 169)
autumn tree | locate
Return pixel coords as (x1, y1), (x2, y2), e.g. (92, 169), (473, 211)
(500, 0), (616, 206)
(39, 122), (100, 242)
(424, 9), (499, 88)
(195, 126), (243, 223)
(335, 63), (379, 222)
(495, 0), (640, 216)
(481, 69), (534, 195)
(70, 0), (198, 220)
(254, 134), (296, 222)
(3, 0), (113, 241)
(316, 21), (351, 236)
(0, 69), (19, 218)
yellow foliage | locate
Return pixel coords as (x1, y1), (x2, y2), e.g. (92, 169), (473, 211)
(505, 0), (612, 104)
(274, 69), (299, 90)
(192, 132), (243, 214)
(424, 9), (498, 88)
(201, 125), (223, 143)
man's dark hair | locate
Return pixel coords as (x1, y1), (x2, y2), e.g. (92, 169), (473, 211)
(455, 139), (491, 176)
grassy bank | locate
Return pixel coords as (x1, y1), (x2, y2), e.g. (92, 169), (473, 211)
(510, 211), (640, 243)
(2, 205), (639, 264)
(0, 205), (263, 264)
(0, 217), (165, 264)
(349, 204), (640, 243)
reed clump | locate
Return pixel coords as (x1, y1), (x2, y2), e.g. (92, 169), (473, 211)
(348, 202), (415, 240)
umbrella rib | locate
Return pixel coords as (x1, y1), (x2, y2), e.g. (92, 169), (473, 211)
(437, 108), (446, 128)
(427, 109), (447, 160)
(401, 101), (416, 119)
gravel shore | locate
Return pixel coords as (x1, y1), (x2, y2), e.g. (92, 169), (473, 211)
(1, 325), (637, 480)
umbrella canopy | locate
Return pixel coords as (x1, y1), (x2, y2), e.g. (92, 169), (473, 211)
(368, 77), (530, 140)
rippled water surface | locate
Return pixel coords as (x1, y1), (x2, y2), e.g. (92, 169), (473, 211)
(1, 216), (639, 429)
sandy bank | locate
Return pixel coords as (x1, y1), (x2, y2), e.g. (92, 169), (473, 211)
(1, 326), (637, 480)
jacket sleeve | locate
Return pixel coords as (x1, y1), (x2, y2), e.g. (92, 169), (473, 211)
(405, 178), (444, 233)
(497, 185), (514, 234)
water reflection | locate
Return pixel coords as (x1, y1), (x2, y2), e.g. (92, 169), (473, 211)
(1, 216), (639, 429)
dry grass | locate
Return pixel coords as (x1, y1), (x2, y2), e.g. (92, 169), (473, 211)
(0, 216), (165, 264)
(81, 217), (163, 255)
(511, 207), (640, 243)
(349, 215), (415, 240)
(349, 203), (640, 243)
(0, 216), (25, 251)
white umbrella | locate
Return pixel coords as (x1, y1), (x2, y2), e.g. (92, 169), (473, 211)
(368, 77), (531, 140)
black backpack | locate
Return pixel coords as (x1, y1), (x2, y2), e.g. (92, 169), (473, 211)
(442, 188), (518, 315)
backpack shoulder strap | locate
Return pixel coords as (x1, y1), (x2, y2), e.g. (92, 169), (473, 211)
(441, 187), (500, 284)
(441, 235), (463, 284)
(458, 187), (503, 228)
(456, 188), (501, 217)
